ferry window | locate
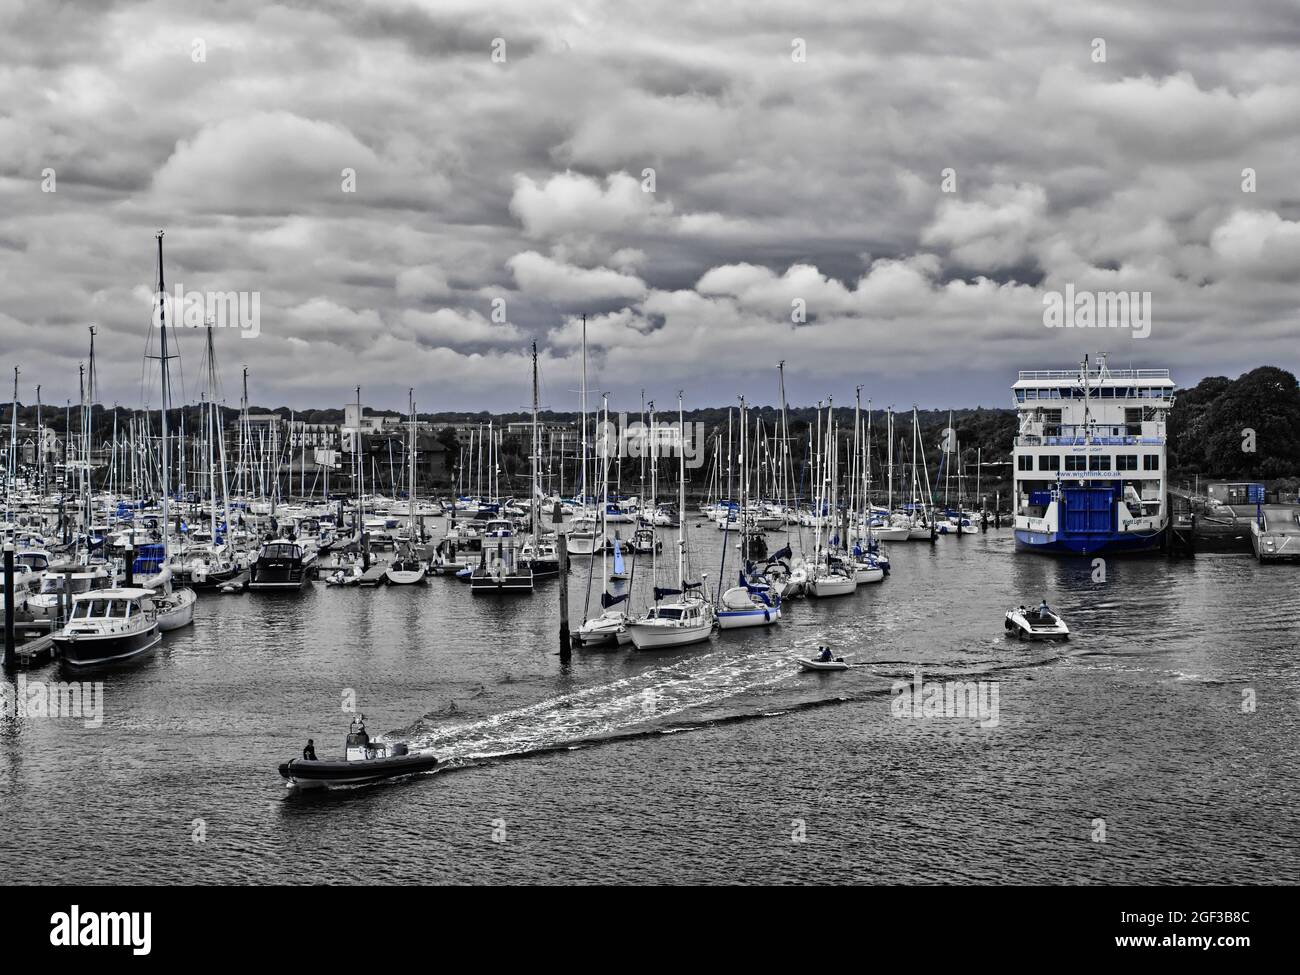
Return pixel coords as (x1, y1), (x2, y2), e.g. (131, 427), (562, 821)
(1037, 455), (1061, 471)
(1026, 389), (1038, 400)
(1089, 455), (1111, 470)
(1117, 455), (1138, 470)
(1143, 455), (1160, 470)
(1018, 456), (1034, 471)
(1065, 456), (1087, 472)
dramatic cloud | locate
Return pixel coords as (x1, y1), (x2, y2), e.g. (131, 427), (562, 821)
(1, 0), (1297, 412)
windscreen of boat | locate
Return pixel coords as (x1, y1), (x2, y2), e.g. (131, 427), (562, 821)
(43, 576), (96, 594)
(74, 599), (128, 619)
(18, 554), (48, 571)
(263, 543), (300, 559)
(655, 607), (684, 620)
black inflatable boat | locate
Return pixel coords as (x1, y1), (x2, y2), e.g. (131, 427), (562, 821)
(279, 727), (438, 788)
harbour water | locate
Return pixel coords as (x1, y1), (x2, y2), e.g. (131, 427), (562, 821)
(2, 524), (1297, 884)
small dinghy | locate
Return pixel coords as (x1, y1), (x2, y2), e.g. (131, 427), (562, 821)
(1005, 603), (1070, 641)
(279, 717), (439, 789)
(796, 646), (849, 671)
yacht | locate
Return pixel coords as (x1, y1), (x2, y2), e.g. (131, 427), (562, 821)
(53, 588), (162, 669)
(249, 539), (316, 590)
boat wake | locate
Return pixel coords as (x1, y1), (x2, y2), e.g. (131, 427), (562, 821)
(403, 651), (808, 763)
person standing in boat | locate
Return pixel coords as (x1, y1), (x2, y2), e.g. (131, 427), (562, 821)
(1037, 599), (1051, 619)
(302, 739), (317, 761)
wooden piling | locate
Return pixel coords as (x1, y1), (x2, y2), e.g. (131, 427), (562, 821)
(3, 543), (15, 669)
(557, 533), (571, 658)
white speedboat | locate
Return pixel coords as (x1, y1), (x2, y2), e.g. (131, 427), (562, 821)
(796, 652), (849, 672)
(1005, 605), (1070, 640)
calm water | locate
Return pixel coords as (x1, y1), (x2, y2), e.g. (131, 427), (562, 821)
(3, 521), (1298, 885)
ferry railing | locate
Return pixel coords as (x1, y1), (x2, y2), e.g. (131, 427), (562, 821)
(1016, 369), (1171, 380)
(1015, 436), (1166, 447)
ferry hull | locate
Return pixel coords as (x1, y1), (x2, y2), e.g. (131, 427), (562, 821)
(1014, 528), (1165, 555)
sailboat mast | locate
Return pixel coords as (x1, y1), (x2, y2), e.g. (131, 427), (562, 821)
(580, 314), (588, 509)
(155, 231), (172, 544)
(677, 391), (686, 589)
(531, 341), (540, 536)
(408, 388), (416, 541)
(6, 365), (17, 526)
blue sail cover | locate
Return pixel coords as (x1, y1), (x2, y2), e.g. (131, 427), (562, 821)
(601, 591), (629, 608)
(654, 586), (682, 601)
(766, 545), (792, 564)
(739, 571), (774, 604)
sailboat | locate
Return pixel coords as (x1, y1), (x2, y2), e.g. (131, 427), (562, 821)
(805, 400), (857, 598)
(575, 394), (628, 646)
(716, 395), (780, 629)
(626, 394), (716, 650)
(521, 343), (563, 579)
(386, 389), (428, 584)
(470, 365), (534, 594)
(143, 232), (197, 630)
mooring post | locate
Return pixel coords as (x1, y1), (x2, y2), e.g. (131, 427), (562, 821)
(557, 533), (571, 658)
(362, 531), (370, 572)
(3, 543), (15, 669)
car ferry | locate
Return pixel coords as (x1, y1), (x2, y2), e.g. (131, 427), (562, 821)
(1012, 355), (1172, 555)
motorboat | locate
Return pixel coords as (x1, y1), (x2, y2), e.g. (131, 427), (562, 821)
(27, 562), (118, 620)
(1250, 506), (1300, 562)
(278, 721), (439, 789)
(249, 538), (315, 590)
(53, 588), (162, 669)
(630, 525), (661, 555)
(470, 538), (534, 593)
(796, 649), (849, 672)
(1005, 604), (1070, 640)
(326, 560), (365, 586)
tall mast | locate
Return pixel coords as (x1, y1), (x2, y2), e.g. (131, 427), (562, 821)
(580, 314), (588, 508)
(6, 365), (17, 526)
(601, 392), (609, 584)
(153, 231), (174, 545)
(531, 342), (540, 536)
(677, 391), (686, 589)
(408, 387), (416, 541)
(35, 383), (42, 496)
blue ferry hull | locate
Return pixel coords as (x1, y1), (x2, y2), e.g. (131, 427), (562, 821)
(1014, 528), (1165, 555)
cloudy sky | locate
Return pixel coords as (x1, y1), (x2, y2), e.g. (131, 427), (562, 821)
(2, 0), (1298, 415)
